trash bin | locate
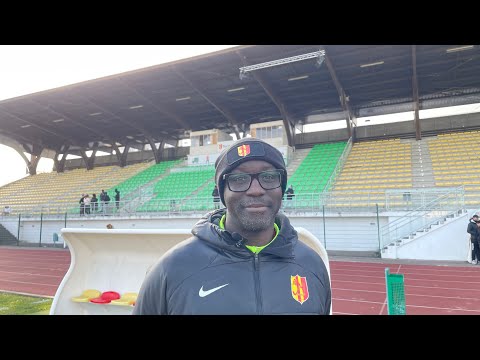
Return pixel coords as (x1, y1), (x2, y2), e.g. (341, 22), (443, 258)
(53, 232), (59, 247)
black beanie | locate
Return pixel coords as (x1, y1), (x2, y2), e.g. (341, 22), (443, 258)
(215, 137), (287, 205)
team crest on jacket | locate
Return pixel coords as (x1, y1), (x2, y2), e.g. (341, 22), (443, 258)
(237, 144), (250, 157)
(291, 275), (309, 304)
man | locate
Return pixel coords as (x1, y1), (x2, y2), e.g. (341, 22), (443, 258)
(3, 205), (11, 216)
(114, 188), (120, 211)
(79, 194), (85, 216)
(467, 214), (480, 264)
(285, 185), (295, 200)
(133, 137), (331, 315)
(99, 190), (106, 214)
(212, 184), (220, 209)
(285, 184), (295, 208)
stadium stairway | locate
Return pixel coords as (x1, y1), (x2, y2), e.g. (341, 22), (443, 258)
(286, 148), (311, 176)
(0, 223), (17, 246)
(181, 176), (216, 208)
(403, 138), (436, 188)
(381, 208), (467, 259)
(120, 160), (187, 213)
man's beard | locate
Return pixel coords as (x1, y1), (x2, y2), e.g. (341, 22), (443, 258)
(231, 199), (279, 232)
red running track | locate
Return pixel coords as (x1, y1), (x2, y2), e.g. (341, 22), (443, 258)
(1, 247), (479, 315)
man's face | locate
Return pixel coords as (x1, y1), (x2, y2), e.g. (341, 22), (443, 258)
(224, 160), (283, 233)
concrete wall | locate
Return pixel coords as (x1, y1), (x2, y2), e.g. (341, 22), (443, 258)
(393, 212), (469, 261)
(0, 209), (471, 261)
(295, 129), (350, 146)
(287, 213), (384, 252)
(421, 112), (480, 133)
(354, 121), (415, 140)
(1, 211), (384, 252)
(295, 113), (480, 147)
(1, 216), (200, 247)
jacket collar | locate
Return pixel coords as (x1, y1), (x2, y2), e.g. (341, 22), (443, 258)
(192, 208), (296, 258)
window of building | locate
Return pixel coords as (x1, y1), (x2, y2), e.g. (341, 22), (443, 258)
(256, 125), (283, 139)
(190, 134), (212, 147)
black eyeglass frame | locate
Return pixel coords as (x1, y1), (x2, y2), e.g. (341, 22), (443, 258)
(222, 169), (285, 192)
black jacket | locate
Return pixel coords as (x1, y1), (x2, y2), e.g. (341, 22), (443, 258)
(285, 187), (295, 200)
(133, 209), (331, 315)
(212, 187), (220, 202)
(467, 220), (479, 243)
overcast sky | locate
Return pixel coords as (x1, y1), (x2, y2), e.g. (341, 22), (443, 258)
(0, 45), (237, 187)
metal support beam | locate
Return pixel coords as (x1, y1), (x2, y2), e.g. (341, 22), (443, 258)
(146, 137), (166, 164)
(0, 108), (77, 145)
(80, 142), (99, 170)
(112, 142), (130, 167)
(31, 99), (116, 145)
(239, 50), (325, 76)
(412, 45), (422, 140)
(324, 51), (355, 137)
(171, 66), (241, 140)
(79, 94), (179, 147)
(14, 147), (32, 169)
(115, 78), (191, 130)
(237, 50), (296, 147)
(20, 143), (44, 175)
(0, 128), (44, 150)
(53, 144), (70, 173)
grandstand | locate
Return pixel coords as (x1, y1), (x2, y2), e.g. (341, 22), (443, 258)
(0, 45), (479, 263)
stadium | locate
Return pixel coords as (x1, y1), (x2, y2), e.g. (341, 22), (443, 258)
(1, 45), (480, 315)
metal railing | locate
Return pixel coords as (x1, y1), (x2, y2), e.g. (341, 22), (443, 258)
(2, 185), (471, 220)
(380, 186), (465, 249)
(324, 138), (353, 192)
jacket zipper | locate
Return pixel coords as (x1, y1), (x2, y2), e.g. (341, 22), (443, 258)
(253, 253), (262, 314)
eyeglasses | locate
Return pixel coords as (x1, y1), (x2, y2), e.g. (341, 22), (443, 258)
(223, 170), (284, 192)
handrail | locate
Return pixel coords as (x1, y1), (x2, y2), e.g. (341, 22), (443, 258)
(2, 185), (471, 219)
(324, 137), (353, 193)
(381, 186), (464, 230)
(380, 186), (465, 248)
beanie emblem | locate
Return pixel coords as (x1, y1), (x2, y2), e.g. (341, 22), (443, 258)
(227, 142), (266, 166)
(237, 144), (250, 157)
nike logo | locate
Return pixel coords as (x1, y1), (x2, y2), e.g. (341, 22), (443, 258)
(198, 283), (229, 297)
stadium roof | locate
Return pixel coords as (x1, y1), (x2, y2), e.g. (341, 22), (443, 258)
(0, 44), (479, 155)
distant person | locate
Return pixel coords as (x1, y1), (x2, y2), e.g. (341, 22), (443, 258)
(285, 185), (295, 200)
(91, 193), (98, 212)
(79, 194), (85, 216)
(103, 192), (111, 215)
(467, 215), (480, 264)
(3, 205), (11, 216)
(114, 189), (120, 210)
(169, 199), (177, 212)
(285, 185), (295, 208)
(83, 194), (91, 215)
(100, 190), (106, 212)
(212, 184), (220, 209)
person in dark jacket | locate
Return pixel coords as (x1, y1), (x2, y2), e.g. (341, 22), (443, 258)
(79, 194), (85, 216)
(91, 193), (98, 212)
(285, 185), (295, 200)
(467, 215), (480, 264)
(114, 188), (120, 210)
(133, 137), (332, 315)
(212, 184), (220, 209)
